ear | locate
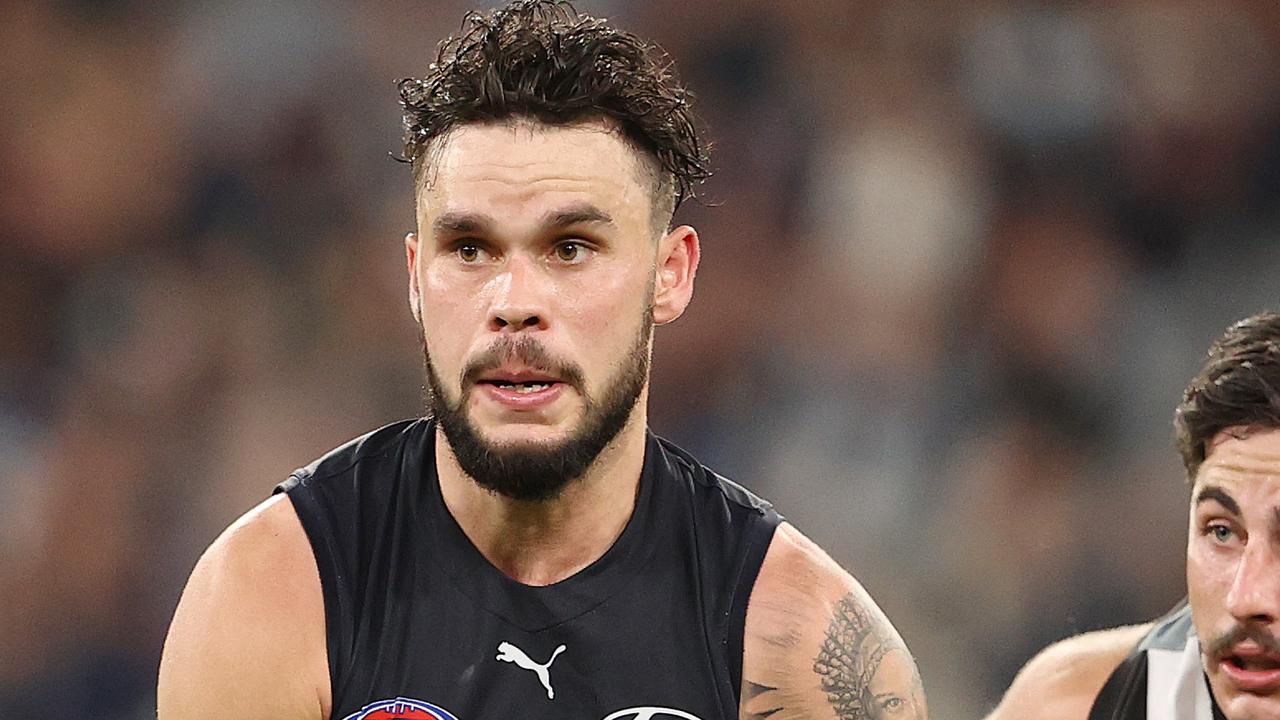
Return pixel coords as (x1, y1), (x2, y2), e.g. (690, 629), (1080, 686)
(652, 225), (700, 325)
(405, 232), (422, 323)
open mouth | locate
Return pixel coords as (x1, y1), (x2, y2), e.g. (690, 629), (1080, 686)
(1226, 655), (1280, 672)
(480, 380), (558, 394)
(1219, 647), (1280, 693)
(468, 359), (571, 407)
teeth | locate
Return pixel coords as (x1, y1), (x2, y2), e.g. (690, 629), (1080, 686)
(494, 381), (550, 392)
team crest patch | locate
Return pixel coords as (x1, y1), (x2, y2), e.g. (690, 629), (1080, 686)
(341, 697), (461, 720)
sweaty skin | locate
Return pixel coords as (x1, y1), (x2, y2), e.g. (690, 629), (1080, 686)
(406, 121), (687, 586)
(158, 121), (926, 720)
(1187, 428), (1280, 720)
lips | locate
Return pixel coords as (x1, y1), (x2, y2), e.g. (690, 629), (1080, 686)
(1219, 642), (1280, 693)
(474, 365), (566, 410)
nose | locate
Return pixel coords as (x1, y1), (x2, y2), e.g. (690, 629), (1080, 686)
(1226, 539), (1280, 625)
(488, 256), (548, 333)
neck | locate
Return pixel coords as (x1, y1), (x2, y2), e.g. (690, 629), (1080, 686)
(435, 409), (648, 586)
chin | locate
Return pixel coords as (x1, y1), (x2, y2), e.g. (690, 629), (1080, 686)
(1213, 680), (1280, 720)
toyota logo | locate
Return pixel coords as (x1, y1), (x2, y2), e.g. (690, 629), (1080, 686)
(600, 708), (705, 720)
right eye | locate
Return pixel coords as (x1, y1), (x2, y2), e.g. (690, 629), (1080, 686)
(1208, 524), (1236, 544)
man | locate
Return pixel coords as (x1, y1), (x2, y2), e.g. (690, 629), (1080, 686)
(156, 2), (927, 719)
(987, 311), (1280, 720)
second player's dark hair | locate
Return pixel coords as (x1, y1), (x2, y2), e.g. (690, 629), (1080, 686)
(397, 0), (710, 216)
(1175, 311), (1280, 478)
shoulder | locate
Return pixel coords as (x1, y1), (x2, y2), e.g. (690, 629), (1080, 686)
(984, 624), (1153, 720)
(158, 494), (329, 720)
(291, 418), (429, 484)
(651, 433), (778, 518)
(740, 523), (927, 719)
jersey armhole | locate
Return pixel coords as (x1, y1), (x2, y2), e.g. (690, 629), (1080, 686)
(726, 510), (782, 704)
(276, 475), (353, 708)
(1087, 647), (1148, 720)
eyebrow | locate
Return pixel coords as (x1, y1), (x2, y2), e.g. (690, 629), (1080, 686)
(430, 204), (616, 239)
(547, 205), (614, 228)
(431, 211), (489, 237)
(1195, 485), (1242, 516)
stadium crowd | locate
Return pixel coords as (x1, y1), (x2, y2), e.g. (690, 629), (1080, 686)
(2, 0), (1279, 717)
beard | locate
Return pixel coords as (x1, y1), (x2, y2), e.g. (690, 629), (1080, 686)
(422, 309), (652, 502)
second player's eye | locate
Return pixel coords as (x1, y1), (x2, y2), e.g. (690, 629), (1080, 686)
(1207, 523), (1237, 544)
(553, 242), (590, 264)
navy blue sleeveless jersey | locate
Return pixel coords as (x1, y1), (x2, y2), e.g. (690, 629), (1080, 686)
(1089, 601), (1227, 720)
(274, 419), (782, 720)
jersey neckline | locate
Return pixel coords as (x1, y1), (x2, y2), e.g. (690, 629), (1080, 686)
(416, 420), (664, 633)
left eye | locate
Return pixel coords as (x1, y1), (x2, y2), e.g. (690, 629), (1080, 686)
(554, 242), (590, 263)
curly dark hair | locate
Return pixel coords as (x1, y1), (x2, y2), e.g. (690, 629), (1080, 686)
(397, 0), (711, 219)
(1175, 311), (1280, 478)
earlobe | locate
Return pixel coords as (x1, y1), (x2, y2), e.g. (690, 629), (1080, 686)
(405, 232), (422, 323)
(652, 225), (700, 325)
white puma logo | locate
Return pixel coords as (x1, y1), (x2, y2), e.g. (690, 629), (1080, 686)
(495, 641), (567, 699)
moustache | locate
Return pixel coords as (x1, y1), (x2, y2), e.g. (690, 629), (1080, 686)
(460, 336), (586, 392)
(1206, 623), (1280, 659)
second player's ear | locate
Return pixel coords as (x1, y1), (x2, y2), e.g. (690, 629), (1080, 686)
(652, 225), (699, 325)
(405, 232), (422, 323)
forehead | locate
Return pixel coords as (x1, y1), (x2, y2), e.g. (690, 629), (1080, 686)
(416, 121), (654, 225)
(1195, 427), (1280, 499)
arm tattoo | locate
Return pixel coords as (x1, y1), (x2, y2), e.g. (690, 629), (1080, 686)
(812, 592), (924, 719)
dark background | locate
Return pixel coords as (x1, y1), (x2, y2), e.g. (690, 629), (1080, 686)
(3, 1), (1280, 717)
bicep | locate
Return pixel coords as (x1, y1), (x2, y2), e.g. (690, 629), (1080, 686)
(740, 523), (927, 720)
(158, 495), (327, 720)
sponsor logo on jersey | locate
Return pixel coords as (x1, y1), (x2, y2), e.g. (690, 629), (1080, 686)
(342, 696), (702, 720)
(601, 708), (705, 720)
(341, 697), (460, 720)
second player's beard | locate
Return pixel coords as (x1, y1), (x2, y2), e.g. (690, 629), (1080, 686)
(421, 309), (652, 502)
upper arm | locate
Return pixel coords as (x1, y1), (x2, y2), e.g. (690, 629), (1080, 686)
(158, 494), (330, 720)
(984, 624), (1151, 720)
(740, 522), (927, 720)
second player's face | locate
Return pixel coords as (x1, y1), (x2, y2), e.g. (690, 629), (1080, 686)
(1189, 427), (1280, 720)
(406, 120), (666, 450)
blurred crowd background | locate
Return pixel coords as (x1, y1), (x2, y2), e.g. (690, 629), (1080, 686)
(3, 0), (1280, 717)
